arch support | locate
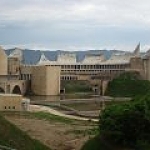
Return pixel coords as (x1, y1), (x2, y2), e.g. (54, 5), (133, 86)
(12, 85), (21, 94)
(0, 87), (5, 93)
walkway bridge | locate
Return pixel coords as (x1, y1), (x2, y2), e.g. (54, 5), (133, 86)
(0, 79), (29, 95)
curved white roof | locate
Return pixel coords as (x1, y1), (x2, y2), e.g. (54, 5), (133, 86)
(81, 54), (105, 64)
(57, 53), (76, 64)
(9, 47), (23, 61)
(133, 43), (140, 56)
(37, 52), (134, 65)
(142, 49), (150, 59)
(37, 53), (57, 65)
(36, 44), (142, 66)
(146, 49), (150, 56)
(104, 53), (133, 64)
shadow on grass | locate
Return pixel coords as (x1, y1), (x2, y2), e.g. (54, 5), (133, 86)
(81, 135), (136, 150)
(81, 135), (112, 150)
(0, 114), (50, 150)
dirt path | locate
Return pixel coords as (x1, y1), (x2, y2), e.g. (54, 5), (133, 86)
(30, 105), (98, 122)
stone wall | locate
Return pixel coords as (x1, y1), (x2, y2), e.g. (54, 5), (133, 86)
(31, 65), (60, 95)
(46, 66), (61, 95)
(0, 47), (7, 75)
(0, 94), (22, 111)
(130, 57), (145, 79)
(8, 57), (20, 75)
(143, 56), (150, 81)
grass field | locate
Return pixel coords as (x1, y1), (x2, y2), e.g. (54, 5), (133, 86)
(5, 111), (98, 150)
(0, 113), (50, 150)
(29, 111), (74, 124)
(62, 100), (128, 111)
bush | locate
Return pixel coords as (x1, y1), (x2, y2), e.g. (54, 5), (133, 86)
(61, 80), (92, 93)
(0, 114), (50, 150)
(106, 72), (150, 97)
(99, 94), (150, 148)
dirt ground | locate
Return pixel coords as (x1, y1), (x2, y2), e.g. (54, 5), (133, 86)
(5, 114), (97, 150)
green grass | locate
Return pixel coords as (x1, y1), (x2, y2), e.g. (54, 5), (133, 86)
(29, 112), (98, 125)
(66, 127), (99, 136)
(63, 100), (127, 111)
(63, 103), (101, 111)
(81, 135), (149, 150)
(61, 93), (92, 99)
(61, 80), (92, 93)
(81, 135), (150, 150)
(29, 111), (74, 124)
(81, 135), (112, 150)
(106, 72), (150, 97)
(0, 114), (50, 150)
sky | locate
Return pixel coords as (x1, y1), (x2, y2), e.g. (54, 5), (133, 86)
(0, 0), (150, 51)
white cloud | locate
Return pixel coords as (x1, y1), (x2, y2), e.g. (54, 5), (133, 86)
(0, 0), (150, 27)
(0, 0), (150, 50)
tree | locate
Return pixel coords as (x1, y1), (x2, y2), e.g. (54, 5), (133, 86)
(105, 72), (150, 97)
(99, 94), (150, 149)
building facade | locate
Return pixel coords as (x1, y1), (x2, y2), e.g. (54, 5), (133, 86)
(0, 44), (150, 96)
(0, 94), (30, 111)
(31, 65), (60, 95)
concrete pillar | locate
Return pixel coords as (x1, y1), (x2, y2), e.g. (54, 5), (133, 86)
(101, 80), (109, 96)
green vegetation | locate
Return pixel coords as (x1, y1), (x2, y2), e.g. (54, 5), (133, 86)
(106, 72), (150, 97)
(29, 111), (74, 124)
(63, 100), (127, 111)
(66, 127), (99, 136)
(100, 95), (150, 148)
(63, 102), (101, 111)
(99, 94), (150, 149)
(81, 94), (150, 150)
(61, 93), (92, 99)
(81, 135), (115, 150)
(0, 114), (50, 150)
(62, 80), (92, 93)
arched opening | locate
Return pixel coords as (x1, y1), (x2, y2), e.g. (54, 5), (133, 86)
(12, 85), (21, 94)
(92, 84), (99, 95)
(0, 87), (5, 93)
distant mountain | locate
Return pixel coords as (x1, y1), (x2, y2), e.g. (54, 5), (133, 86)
(5, 49), (127, 65)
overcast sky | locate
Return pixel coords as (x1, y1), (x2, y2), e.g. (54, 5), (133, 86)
(0, 0), (150, 51)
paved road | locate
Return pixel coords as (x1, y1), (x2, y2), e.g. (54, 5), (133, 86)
(30, 105), (98, 122)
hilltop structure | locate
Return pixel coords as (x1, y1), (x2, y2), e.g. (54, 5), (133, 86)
(0, 94), (30, 111)
(0, 44), (150, 95)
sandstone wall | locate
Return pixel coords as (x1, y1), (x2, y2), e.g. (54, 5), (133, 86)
(0, 47), (7, 75)
(130, 57), (145, 79)
(31, 65), (60, 95)
(0, 94), (22, 111)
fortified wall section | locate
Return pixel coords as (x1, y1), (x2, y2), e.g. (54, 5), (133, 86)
(130, 57), (145, 79)
(0, 45), (150, 96)
(31, 65), (61, 95)
(0, 80), (28, 95)
(143, 55), (150, 81)
(0, 47), (7, 75)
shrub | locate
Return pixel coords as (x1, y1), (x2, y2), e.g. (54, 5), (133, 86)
(99, 94), (150, 148)
(61, 80), (92, 93)
(106, 72), (150, 97)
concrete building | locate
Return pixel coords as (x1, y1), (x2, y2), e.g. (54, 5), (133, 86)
(36, 44), (146, 83)
(31, 65), (60, 95)
(34, 44), (150, 95)
(0, 46), (8, 75)
(0, 47), (61, 96)
(0, 94), (30, 111)
(0, 44), (150, 96)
